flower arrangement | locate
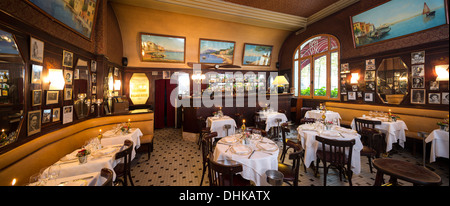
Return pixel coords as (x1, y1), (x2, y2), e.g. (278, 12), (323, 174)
(121, 123), (130, 133)
(76, 148), (90, 157)
(437, 115), (449, 131)
(390, 114), (400, 122)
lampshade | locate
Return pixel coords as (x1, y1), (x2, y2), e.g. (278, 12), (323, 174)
(272, 76), (289, 85)
(47, 69), (65, 90)
(435, 64), (449, 81)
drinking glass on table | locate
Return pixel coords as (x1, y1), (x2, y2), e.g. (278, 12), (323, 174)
(48, 164), (61, 184)
(38, 168), (49, 185)
(369, 111), (373, 118)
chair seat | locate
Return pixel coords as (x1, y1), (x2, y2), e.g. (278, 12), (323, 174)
(286, 139), (302, 151)
(278, 163), (295, 181)
(140, 134), (153, 144)
(360, 145), (377, 156)
(201, 127), (210, 133)
(222, 174), (251, 186)
(114, 163), (125, 177)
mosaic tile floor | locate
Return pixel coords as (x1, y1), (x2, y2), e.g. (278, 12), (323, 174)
(129, 128), (449, 186)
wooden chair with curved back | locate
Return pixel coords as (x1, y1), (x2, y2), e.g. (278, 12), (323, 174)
(354, 118), (384, 173)
(100, 168), (114, 186)
(197, 116), (210, 149)
(113, 140), (134, 186)
(278, 151), (304, 186)
(208, 159), (251, 186)
(314, 136), (355, 186)
(200, 132), (218, 186)
(279, 123), (307, 172)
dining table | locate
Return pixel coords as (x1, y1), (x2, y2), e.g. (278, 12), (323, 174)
(350, 116), (408, 152)
(425, 129), (449, 163)
(213, 133), (279, 186)
(297, 123), (363, 174)
(257, 110), (288, 131)
(305, 110), (342, 126)
(34, 128), (143, 186)
(206, 115), (237, 138)
(30, 171), (103, 186)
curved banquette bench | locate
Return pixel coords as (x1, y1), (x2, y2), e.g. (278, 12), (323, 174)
(0, 111), (154, 186)
(325, 102), (448, 149)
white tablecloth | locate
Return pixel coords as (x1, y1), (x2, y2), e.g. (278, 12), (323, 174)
(257, 111), (288, 131)
(102, 128), (143, 159)
(305, 110), (342, 125)
(206, 116), (237, 138)
(425, 129), (449, 162)
(351, 117), (408, 152)
(33, 172), (103, 186)
(213, 135), (279, 186)
(297, 124), (363, 174)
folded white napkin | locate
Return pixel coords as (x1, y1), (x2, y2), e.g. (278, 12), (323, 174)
(257, 142), (278, 151)
(321, 130), (340, 137)
(222, 136), (237, 143)
(231, 145), (250, 155)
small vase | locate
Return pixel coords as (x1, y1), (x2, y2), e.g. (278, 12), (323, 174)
(440, 125), (446, 131)
(325, 124), (332, 131)
(78, 156), (88, 164)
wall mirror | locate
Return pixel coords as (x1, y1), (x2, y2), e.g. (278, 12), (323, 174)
(376, 57), (408, 104)
(0, 29), (25, 148)
(73, 59), (90, 119)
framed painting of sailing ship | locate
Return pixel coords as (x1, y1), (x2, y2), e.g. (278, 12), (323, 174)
(26, 0), (99, 40)
(242, 43), (273, 66)
(140, 33), (186, 63)
(350, 0), (448, 48)
(199, 39), (235, 64)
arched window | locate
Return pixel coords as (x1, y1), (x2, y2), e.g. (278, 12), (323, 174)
(293, 34), (340, 100)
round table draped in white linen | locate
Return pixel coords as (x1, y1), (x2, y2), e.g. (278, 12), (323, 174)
(297, 124), (363, 174)
(102, 128), (143, 159)
(257, 111), (288, 131)
(213, 134), (279, 186)
(425, 129), (449, 162)
(206, 116), (237, 138)
(351, 117), (408, 152)
(305, 110), (342, 125)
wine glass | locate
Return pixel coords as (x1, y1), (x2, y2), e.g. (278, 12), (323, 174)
(48, 164), (61, 185)
(38, 168), (49, 186)
(28, 172), (41, 186)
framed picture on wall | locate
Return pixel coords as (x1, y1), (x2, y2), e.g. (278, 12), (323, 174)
(92, 85), (97, 94)
(412, 76), (424, 88)
(242, 43), (273, 66)
(31, 64), (43, 84)
(27, 110), (41, 136)
(412, 65), (425, 76)
(63, 105), (73, 124)
(364, 71), (376, 81)
(366, 59), (375, 70)
(341, 63), (350, 73)
(64, 88), (72, 101)
(30, 37), (44, 63)
(91, 60), (97, 72)
(42, 109), (51, 124)
(46, 90), (59, 105)
(32, 90), (42, 106)
(64, 69), (73, 85)
(53, 108), (60, 122)
(411, 51), (425, 64)
(63, 50), (73, 68)
(348, 91), (356, 100)
(442, 92), (449, 104)
(199, 38), (235, 64)
(350, 0), (448, 48)
(411, 89), (426, 104)
(140, 33), (186, 63)
(429, 93), (441, 104)
(364, 92), (374, 102)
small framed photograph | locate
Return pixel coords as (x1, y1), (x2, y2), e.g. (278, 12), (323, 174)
(114, 67), (119, 76)
(352, 85), (358, 91)
(412, 65), (425, 76)
(42, 109), (51, 124)
(53, 108), (61, 122)
(30, 37), (44, 63)
(64, 69), (73, 85)
(428, 93), (441, 104)
(412, 76), (424, 88)
(340, 86), (347, 94)
(63, 105), (73, 124)
(365, 82), (375, 91)
(364, 70), (376, 81)
(442, 92), (449, 104)
(343, 95), (348, 101)
(92, 85), (97, 94)
(32, 90), (42, 106)
(91, 60), (97, 72)
(430, 81), (439, 91)
(28, 110), (41, 136)
(364, 92), (374, 102)
(64, 88), (72, 101)
(31, 64), (43, 84)
(92, 73), (96, 83)
(63, 50), (73, 68)
(163, 71), (170, 79)
(411, 89), (426, 104)
(74, 69), (79, 79)
(366, 59), (375, 70)
(357, 91), (363, 98)
(46, 90), (59, 105)
(341, 63), (350, 73)
(411, 51), (425, 64)
(348, 91), (356, 100)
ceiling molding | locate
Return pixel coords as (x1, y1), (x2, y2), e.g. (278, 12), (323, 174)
(110, 0), (359, 31)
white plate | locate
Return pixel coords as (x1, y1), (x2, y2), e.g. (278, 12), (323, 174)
(256, 142), (278, 152)
(230, 145), (252, 156)
(321, 130), (340, 137)
(221, 136), (238, 144)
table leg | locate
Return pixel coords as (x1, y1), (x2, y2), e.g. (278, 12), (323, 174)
(374, 171), (384, 186)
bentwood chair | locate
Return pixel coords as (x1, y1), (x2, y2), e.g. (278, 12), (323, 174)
(200, 132), (218, 186)
(250, 128), (268, 137)
(100, 168), (114, 186)
(208, 159), (251, 186)
(279, 123), (307, 173)
(360, 127), (383, 173)
(197, 116), (210, 149)
(278, 151), (304, 186)
(113, 140), (134, 186)
(315, 136), (355, 186)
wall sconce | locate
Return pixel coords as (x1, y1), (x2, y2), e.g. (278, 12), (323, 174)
(350, 73), (359, 84)
(435, 64), (449, 81)
(114, 80), (122, 91)
(45, 69), (65, 90)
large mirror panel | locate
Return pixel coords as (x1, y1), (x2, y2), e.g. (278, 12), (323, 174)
(0, 29), (25, 148)
(73, 59), (90, 119)
(376, 57), (408, 104)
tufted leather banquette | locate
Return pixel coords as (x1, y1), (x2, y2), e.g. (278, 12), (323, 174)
(0, 112), (154, 186)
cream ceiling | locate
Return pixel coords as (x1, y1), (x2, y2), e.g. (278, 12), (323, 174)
(109, 0), (359, 31)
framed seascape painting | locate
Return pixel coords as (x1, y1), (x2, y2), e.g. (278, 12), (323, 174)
(199, 39), (235, 64)
(140, 33), (185, 63)
(350, 0), (448, 48)
(26, 0), (99, 39)
(242, 43), (273, 66)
